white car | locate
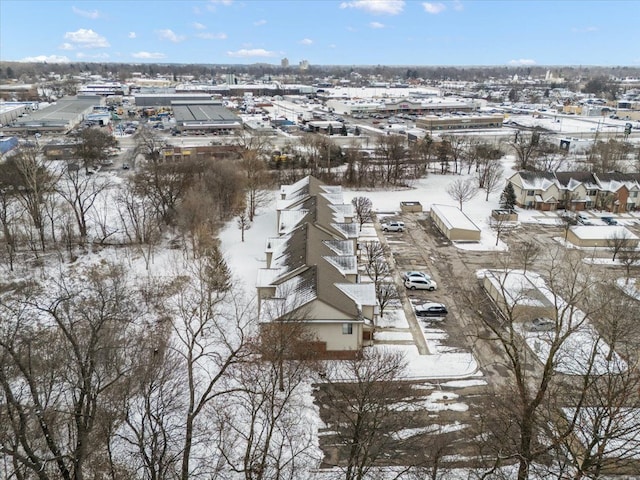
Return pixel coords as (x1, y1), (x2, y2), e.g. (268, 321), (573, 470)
(404, 278), (437, 291)
(402, 271), (432, 281)
(381, 221), (405, 232)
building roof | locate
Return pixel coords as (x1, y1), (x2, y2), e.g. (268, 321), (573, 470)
(172, 101), (240, 125)
(570, 225), (638, 241)
(431, 204), (481, 232)
(518, 171), (558, 191)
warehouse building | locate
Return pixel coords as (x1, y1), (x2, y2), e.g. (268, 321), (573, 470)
(133, 93), (216, 108)
(171, 100), (242, 134)
(0, 96), (101, 134)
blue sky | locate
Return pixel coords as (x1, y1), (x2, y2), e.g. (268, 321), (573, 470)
(1, 0), (639, 66)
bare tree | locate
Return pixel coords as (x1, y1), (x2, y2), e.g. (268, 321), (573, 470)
(236, 209), (252, 242)
(215, 297), (319, 480)
(316, 348), (412, 480)
(56, 164), (112, 241)
(0, 263), (148, 480)
(606, 229), (635, 261)
(240, 149), (274, 222)
(618, 245), (640, 282)
(510, 240), (542, 274)
(510, 129), (544, 171)
(117, 187), (162, 269)
(376, 282), (397, 318)
(376, 135), (407, 185)
(351, 196), (373, 232)
(74, 128), (118, 173)
(0, 147), (57, 251)
(478, 159), (505, 201)
(446, 178), (478, 211)
(476, 249), (609, 480)
(169, 251), (251, 480)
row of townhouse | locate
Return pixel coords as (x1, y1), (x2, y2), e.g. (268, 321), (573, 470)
(256, 176), (377, 359)
(508, 171), (640, 213)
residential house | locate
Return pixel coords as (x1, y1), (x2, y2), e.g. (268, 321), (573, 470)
(507, 171), (560, 210)
(508, 171), (640, 213)
(594, 172), (640, 213)
(258, 176), (376, 359)
(554, 171), (600, 211)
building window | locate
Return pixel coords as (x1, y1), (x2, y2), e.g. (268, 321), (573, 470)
(342, 323), (353, 335)
(527, 190), (535, 196)
(631, 191), (638, 198)
(588, 190), (598, 196)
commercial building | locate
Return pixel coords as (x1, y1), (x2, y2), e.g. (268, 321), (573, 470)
(171, 100), (242, 134)
(415, 114), (504, 131)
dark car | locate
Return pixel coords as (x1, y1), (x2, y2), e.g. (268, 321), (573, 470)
(601, 216), (618, 225)
(415, 302), (448, 317)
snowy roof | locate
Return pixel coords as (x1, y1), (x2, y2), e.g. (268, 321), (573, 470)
(518, 171), (558, 191)
(265, 236), (286, 253)
(278, 209), (309, 234)
(258, 267), (317, 322)
(323, 255), (358, 275)
(256, 268), (283, 288)
(331, 222), (359, 239)
(484, 270), (553, 308)
(430, 204), (480, 232)
(335, 283), (377, 308)
(570, 225), (638, 241)
(323, 239), (355, 256)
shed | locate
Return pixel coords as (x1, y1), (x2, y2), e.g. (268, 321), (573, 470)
(430, 204), (481, 242)
(400, 201), (423, 213)
(483, 270), (557, 323)
(566, 225), (640, 248)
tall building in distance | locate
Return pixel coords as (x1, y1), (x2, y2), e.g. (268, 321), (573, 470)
(299, 60), (309, 71)
(281, 57), (289, 68)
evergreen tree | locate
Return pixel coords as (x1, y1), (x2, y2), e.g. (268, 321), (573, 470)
(500, 182), (517, 209)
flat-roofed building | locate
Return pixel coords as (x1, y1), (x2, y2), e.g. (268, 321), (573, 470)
(0, 96), (101, 134)
(430, 204), (481, 242)
(171, 100), (242, 133)
(566, 225), (640, 249)
(416, 114), (504, 131)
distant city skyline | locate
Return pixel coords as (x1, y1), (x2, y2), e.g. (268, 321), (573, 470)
(1, 0), (639, 66)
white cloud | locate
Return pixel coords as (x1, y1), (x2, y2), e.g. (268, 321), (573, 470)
(509, 58), (537, 66)
(207, 0), (233, 11)
(571, 26), (598, 33)
(193, 22), (207, 30)
(197, 32), (227, 40)
(254, 19), (267, 26)
(227, 48), (276, 58)
(329, 44), (337, 48)
(452, 0), (463, 11)
(128, 32), (137, 39)
(156, 29), (186, 43)
(131, 51), (167, 59)
(59, 43), (75, 50)
(63, 29), (110, 48)
(76, 52), (110, 59)
(339, 0), (404, 15)
(422, 2), (446, 14)
(370, 21), (385, 28)
(300, 38), (313, 45)
(71, 6), (101, 19)
(19, 55), (70, 63)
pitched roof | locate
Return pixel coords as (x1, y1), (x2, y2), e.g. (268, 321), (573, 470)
(518, 171), (557, 191)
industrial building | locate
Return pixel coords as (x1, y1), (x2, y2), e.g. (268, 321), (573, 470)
(326, 97), (478, 116)
(0, 103), (30, 126)
(171, 100), (242, 134)
(133, 93), (217, 108)
(0, 96), (102, 134)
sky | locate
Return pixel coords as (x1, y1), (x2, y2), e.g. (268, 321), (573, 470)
(1, 0), (639, 66)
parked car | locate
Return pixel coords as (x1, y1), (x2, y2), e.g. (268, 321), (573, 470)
(402, 271), (432, 281)
(601, 216), (618, 225)
(404, 278), (437, 291)
(525, 317), (555, 332)
(122, 163), (130, 170)
(381, 221), (405, 232)
(577, 213), (592, 225)
(415, 302), (448, 317)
